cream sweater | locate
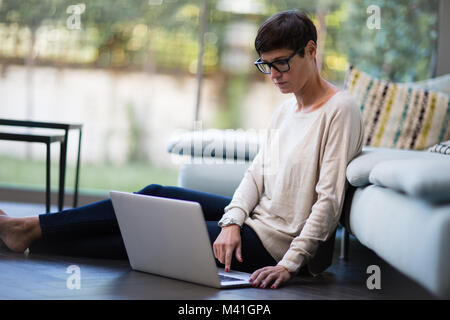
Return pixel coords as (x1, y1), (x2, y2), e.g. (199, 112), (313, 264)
(222, 90), (364, 273)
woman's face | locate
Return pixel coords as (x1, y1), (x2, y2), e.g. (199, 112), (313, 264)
(260, 43), (315, 95)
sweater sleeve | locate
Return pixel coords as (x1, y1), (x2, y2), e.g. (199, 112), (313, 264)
(220, 103), (286, 226)
(220, 146), (265, 226)
(277, 102), (364, 273)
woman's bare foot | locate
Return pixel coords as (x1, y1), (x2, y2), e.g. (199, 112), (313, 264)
(0, 209), (42, 253)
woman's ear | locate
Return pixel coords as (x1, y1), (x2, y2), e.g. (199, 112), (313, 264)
(305, 40), (317, 58)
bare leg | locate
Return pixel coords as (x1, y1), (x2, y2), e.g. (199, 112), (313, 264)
(0, 210), (42, 253)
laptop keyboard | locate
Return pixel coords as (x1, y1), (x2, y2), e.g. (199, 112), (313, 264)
(219, 274), (243, 282)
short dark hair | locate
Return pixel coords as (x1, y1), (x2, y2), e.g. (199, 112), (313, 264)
(254, 10), (317, 57)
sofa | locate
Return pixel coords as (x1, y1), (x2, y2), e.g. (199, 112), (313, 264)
(341, 146), (450, 299)
(167, 128), (450, 299)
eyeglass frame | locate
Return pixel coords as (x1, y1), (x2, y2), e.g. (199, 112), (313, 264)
(253, 46), (305, 74)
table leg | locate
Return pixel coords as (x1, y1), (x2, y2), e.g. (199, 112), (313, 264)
(58, 132), (68, 211)
(45, 142), (51, 213)
(73, 128), (82, 208)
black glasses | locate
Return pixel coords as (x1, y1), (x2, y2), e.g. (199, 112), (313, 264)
(254, 46), (305, 74)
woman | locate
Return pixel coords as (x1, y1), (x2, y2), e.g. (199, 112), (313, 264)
(0, 10), (364, 289)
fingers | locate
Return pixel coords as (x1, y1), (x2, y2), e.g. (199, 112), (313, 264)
(235, 241), (243, 262)
(250, 267), (270, 287)
(225, 240), (243, 271)
(249, 267), (264, 282)
(213, 241), (225, 266)
(249, 266), (290, 289)
(271, 277), (284, 289)
(224, 247), (233, 272)
(213, 242), (220, 263)
(260, 273), (277, 289)
(213, 228), (243, 271)
(213, 241), (239, 272)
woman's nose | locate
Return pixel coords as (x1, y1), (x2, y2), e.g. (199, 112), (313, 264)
(270, 66), (282, 79)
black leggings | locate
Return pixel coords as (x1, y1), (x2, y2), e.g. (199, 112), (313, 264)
(30, 184), (277, 273)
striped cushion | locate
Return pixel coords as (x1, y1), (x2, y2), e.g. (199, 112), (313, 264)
(428, 140), (450, 155)
(345, 65), (450, 150)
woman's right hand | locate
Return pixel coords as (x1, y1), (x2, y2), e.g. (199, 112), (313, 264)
(213, 225), (243, 272)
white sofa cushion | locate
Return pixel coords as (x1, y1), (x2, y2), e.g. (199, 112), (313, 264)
(177, 162), (250, 198)
(346, 146), (447, 187)
(167, 129), (261, 161)
(368, 158), (450, 203)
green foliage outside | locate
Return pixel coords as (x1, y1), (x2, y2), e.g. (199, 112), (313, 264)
(0, 1), (439, 79)
(338, 0), (439, 82)
(0, 155), (178, 194)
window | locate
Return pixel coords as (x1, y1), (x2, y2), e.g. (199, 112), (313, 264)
(0, 0), (440, 196)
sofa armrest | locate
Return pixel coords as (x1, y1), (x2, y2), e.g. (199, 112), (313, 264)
(346, 146), (448, 187)
(177, 162), (251, 198)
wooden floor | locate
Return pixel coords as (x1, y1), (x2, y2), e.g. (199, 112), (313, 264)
(0, 201), (435, 300)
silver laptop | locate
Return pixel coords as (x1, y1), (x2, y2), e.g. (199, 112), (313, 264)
(110, 191), (251, 288)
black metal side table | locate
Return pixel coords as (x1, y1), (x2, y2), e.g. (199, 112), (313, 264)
(0, 119), (83, 213)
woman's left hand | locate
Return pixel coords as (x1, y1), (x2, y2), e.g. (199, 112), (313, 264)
(249, 265), (292, 289)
